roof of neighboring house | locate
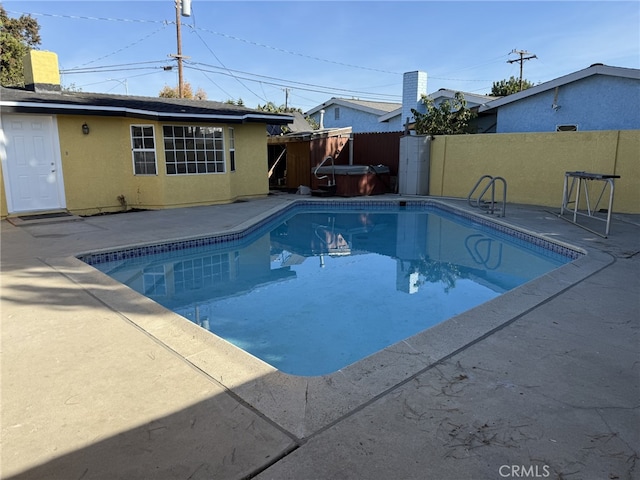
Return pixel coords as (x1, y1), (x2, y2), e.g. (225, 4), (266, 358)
(429, 88), (500, 106)
(0, 87), (294, 125)
(377, 89), (500, 122)
(479, 64), (640, 112)
(267, 111), (314, 135)
(305, 98), (401, 116)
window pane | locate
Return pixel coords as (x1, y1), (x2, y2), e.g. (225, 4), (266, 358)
(163, 124), (225, 175)
(131, 125), (156, 175)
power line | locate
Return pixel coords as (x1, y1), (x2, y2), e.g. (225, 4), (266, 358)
(60, 60), (170, 74)
(187, 24), (402, 76)
(189, 26), (266, 103)
(183, 63), (401, 101)
(71, 25), (168, 69)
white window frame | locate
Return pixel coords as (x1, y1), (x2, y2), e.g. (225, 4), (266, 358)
(228, 127), (236, 172)
(163, 125), (226, 175)
(130, 124), (157, 175)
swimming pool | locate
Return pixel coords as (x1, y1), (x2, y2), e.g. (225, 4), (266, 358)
(82, 201), (578, 376)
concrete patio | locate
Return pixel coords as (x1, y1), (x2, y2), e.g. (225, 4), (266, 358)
(1, 194), (638, 480)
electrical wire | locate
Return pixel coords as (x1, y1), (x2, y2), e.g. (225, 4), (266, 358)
(71, 24), (169, 69)
(188, 26), (267, 103)
(184, 64), (401, 102)
(185, 61), (401, 100)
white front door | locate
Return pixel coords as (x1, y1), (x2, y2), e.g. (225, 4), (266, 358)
(1, 114), (66, 213)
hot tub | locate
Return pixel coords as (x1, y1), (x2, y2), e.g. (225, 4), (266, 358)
(311, 164), (391, 197)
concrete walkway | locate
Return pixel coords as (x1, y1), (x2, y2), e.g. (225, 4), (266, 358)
(1, 195), (638, 480)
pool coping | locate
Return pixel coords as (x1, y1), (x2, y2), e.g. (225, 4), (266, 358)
(47, 197), (614, 439)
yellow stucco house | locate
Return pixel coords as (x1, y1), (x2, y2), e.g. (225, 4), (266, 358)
(0, 51), (293, 218)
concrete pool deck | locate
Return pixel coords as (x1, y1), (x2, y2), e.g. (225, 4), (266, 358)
(1, 194), (638, 480)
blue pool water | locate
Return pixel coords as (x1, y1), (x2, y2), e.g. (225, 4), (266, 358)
(87, 203), (575, 376)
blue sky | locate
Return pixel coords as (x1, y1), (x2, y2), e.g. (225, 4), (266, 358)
(5, 1), (639, 112)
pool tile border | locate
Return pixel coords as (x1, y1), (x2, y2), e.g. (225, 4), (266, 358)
(78, 198), (583, 266)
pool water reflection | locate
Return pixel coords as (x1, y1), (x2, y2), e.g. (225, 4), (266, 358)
(93, 207), (572, 376)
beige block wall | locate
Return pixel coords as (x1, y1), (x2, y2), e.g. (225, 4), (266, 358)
(429, 130), (639, 214)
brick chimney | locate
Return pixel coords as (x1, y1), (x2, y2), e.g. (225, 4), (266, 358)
(23, 50), (62, 93)
(401, 71), (427, 131)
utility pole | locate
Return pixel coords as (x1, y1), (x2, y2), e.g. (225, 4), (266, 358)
(170, 0), (191, 98)
(507, 49), (537, 91)
(283, 88), (290, 110)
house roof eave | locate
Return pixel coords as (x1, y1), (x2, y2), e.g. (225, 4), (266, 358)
(0, 100), (293, 124)
(0, 88), (294, 125)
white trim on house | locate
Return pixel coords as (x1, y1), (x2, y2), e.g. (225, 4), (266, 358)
(0, 100), (292, 123)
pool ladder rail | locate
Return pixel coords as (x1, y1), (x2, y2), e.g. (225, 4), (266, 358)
(467, 175), (507, 217)
(312, 155), (337, 197)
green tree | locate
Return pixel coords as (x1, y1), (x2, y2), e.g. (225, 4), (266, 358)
(0, 6), (41, 87)
(411, 92), (477, 135)
(256, 101), (302, 114)
(491, 76), (534, 96)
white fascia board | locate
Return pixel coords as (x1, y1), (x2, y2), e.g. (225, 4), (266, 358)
(0, 100), (294, 123)
(378, 107), (401, 122)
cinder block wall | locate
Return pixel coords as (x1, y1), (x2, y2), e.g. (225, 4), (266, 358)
(428, 130), (639, 214)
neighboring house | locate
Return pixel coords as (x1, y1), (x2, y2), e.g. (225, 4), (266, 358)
(0, 51), (293, 218)
(479, 64), (640, 133)
(267, 111), (314, 136)
(306, 72), (498, 133)
(305, 98), (401, 133)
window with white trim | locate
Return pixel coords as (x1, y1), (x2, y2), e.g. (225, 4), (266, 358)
(130, 125), (157, 175)
(228, 127), (236, 171)
(163, 125), (225, 175)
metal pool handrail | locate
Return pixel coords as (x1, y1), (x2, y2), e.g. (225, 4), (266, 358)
(468, 175), (507, 217)
(313, 155), (336, 187)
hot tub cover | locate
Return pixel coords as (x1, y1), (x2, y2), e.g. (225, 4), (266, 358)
(313, 164), (390, 175)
